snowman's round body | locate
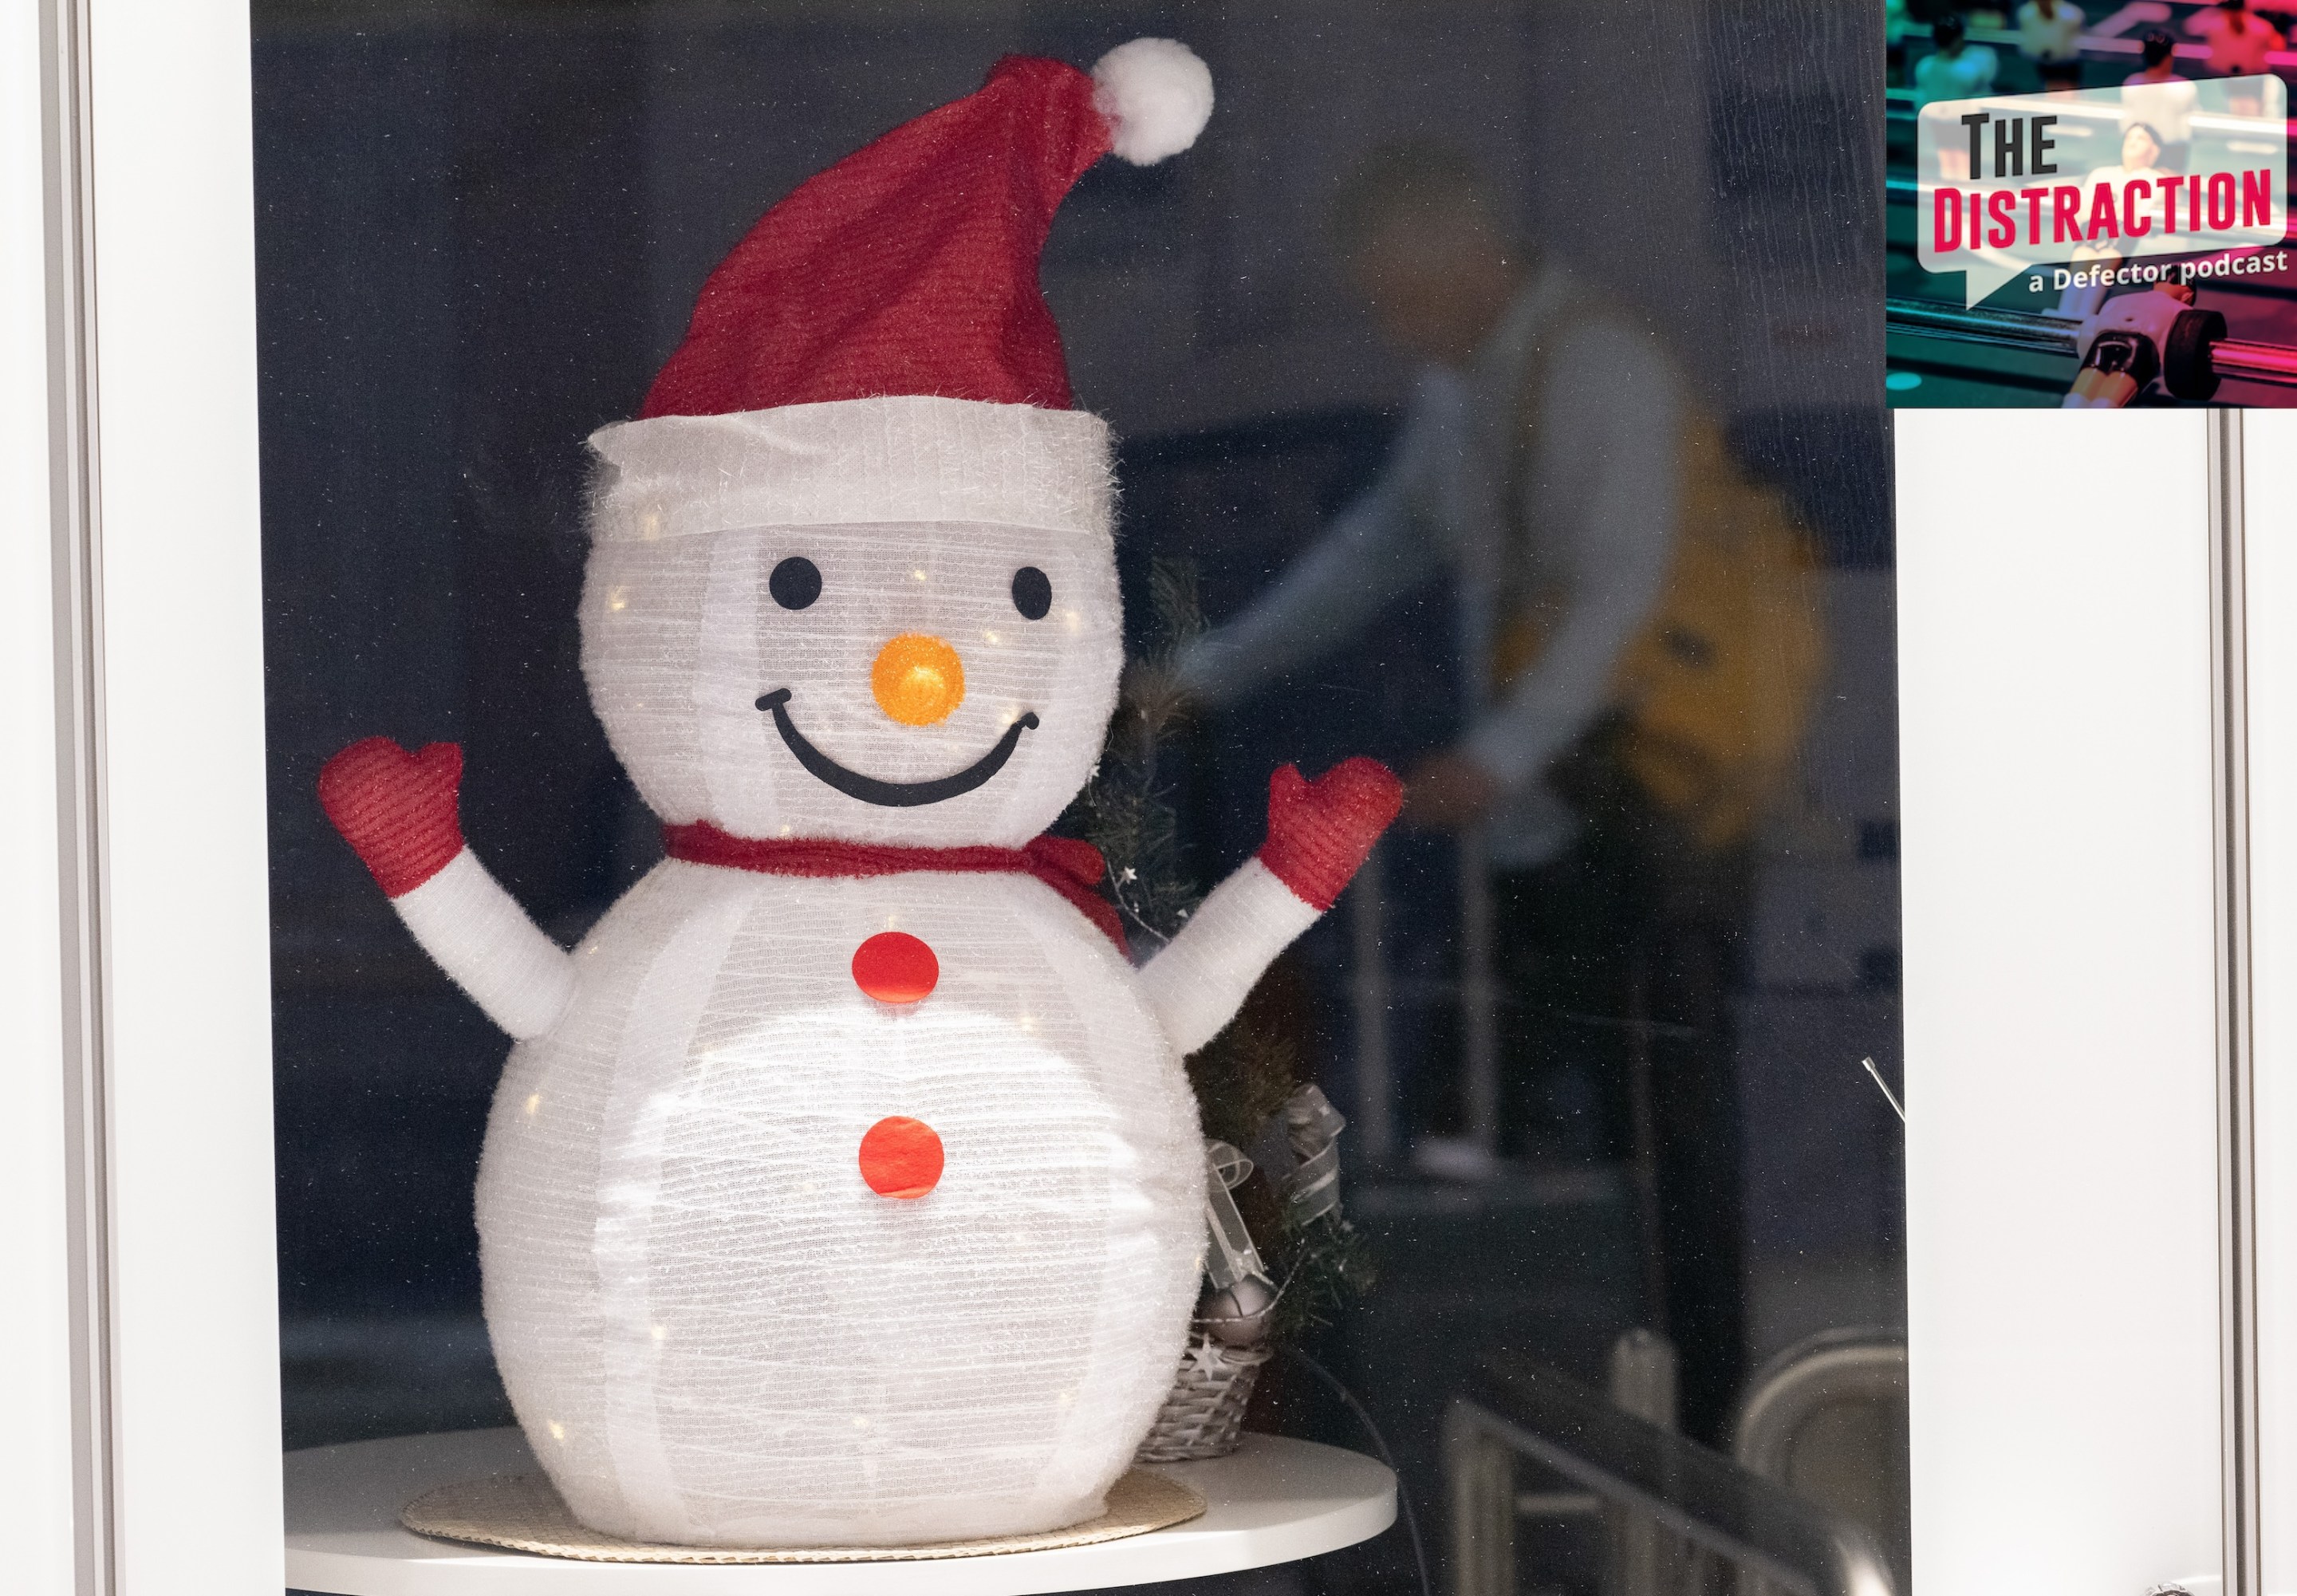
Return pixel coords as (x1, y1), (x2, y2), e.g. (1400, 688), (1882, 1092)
(477, 861), (1201, 1547)
(318, 61), (1377, 1555)
(467, 397), (1206, 1547)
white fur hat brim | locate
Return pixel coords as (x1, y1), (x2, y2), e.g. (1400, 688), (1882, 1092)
(588, 395), (1114, 542)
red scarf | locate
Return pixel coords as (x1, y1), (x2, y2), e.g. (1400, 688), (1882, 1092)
(661, 822), (1129, 954)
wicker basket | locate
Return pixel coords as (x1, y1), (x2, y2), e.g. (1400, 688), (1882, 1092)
(1135, 1332), (1271, 1462)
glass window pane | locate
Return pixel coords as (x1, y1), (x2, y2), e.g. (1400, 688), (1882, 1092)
(258, 5), (1895, 1590)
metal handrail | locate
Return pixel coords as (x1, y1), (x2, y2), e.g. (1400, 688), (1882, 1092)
(1733, 1329), (1907, 1482)
(1888, 296), (2297, 387)
(1450, 1349), (1897, 1596)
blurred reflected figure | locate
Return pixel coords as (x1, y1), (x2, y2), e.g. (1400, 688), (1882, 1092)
(1166, 144), (1821, 1440)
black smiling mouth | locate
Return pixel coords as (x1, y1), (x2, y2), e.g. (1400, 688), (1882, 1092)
(754, 688), (1039, 808)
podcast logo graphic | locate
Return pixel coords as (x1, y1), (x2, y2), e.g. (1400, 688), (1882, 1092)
(1917, 75), (2287, 307)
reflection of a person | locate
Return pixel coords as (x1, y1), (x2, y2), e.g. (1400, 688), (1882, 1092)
(2122, 31), (2197, 170)
(1166, 144), (1812, 1442)
(2019, 0), (2086, 92)
(1176, 149), (1684, 847)
(2189, 0), (2284, 77)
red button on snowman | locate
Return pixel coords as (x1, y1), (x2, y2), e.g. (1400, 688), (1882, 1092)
(317, 40), (1399, 1551)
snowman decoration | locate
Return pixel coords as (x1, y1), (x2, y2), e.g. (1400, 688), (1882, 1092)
(319, 40), (1401, 1550)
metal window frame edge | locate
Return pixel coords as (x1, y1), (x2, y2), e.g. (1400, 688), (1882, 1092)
(2211, 410), (2263, 1596)
(41, 0), (115, 1588)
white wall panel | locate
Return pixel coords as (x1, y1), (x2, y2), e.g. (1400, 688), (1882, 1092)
(86, 0), (282, 1588)
(1900, 410), (2222, 1594)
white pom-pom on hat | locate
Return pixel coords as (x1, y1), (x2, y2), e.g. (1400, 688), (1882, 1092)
(1092, 38), (1214, 166)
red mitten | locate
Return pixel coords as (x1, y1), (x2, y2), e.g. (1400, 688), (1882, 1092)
(1256, 757), (1405, 912)
(318, 737), (466, 898)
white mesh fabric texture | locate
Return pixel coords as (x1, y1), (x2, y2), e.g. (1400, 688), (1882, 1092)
(581, 515), (1120, 849)
(471, 423), (1209, 1547)
(588, 397), (1113, 543)
(475, 863), (1204, 1547)
(393, 849), (577, 1039)
(1137, 858), (1318, 1057)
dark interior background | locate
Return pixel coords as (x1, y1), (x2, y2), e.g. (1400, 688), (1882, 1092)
(256, 2), (1893, 1591)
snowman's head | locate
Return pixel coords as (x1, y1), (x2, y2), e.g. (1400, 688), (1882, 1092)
(575, 41), (1215, 848)
(580, 396), (1121, 848)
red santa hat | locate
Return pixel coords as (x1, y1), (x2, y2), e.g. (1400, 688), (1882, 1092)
(643, 40), (1213, 419)
(589, 38), (1212, 542)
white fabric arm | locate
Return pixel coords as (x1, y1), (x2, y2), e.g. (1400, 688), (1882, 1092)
(1464, 325), (1683, 789)
(1137, 857), (1318, 1056)
(391, 848), (577, 1039)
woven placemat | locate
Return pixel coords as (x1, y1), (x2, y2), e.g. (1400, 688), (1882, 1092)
(400, 1468), (1206, 1564)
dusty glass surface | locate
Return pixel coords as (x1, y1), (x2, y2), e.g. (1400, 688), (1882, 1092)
(258, 3), (1894, 1591)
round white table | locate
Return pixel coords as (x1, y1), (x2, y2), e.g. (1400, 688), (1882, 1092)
(286, 1429), (1396, 1595)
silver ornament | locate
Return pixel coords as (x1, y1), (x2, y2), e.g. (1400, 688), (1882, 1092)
(1196, 1274), (1278, 1348)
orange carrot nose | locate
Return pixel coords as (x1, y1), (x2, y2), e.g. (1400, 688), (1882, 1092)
(872, 633), (964, 725)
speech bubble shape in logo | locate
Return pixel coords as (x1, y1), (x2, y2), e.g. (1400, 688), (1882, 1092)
(1915, 75), (2287, 308)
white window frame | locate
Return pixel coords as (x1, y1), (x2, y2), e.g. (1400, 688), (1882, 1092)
(1901, 410), (2224, 1594)
(1900, 410), (2297, 1596)
(16, 6), (2288, 1595)
(4, 2), (279, 1593)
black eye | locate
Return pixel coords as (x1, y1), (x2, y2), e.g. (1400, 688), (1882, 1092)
(1011, 565), (1052, 620)
(769, 556), (821, 610)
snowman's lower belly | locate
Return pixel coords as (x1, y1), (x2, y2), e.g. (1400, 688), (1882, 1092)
(475, 894), (1201, 1547)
